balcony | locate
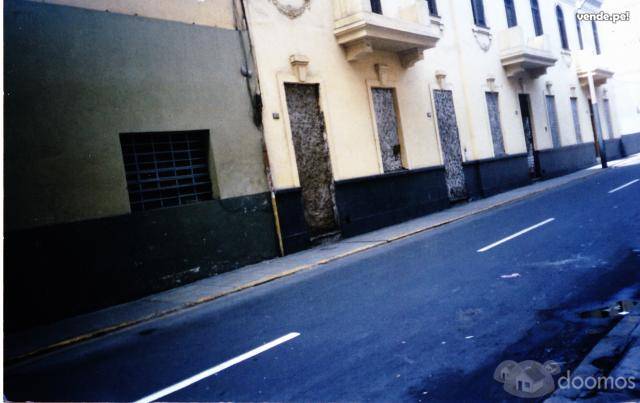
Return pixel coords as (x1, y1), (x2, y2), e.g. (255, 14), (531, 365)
(333, 0), (441, 68)
(498, 26), (557, 79)
(574, 50), (614, 87)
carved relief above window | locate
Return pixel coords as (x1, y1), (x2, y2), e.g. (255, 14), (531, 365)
(269, 0), (311, 19)
(473, 26), (492, 52)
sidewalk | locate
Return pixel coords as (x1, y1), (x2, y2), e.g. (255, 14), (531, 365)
(6, 155), (639, 365)
(546, 302), (640, 401)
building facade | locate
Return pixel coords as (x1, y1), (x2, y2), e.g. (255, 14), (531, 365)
(598, 0), (640, 153)
(4, 0), (278, 330)
(246, 0), (637, 253)
(4, 0), (639, 328)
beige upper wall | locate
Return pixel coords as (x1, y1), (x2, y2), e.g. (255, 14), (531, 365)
(27, 0), (238, 29)
(450, 0), (602, 151)
(245, 0), (445, 190)
(246, 0), (508, 189)
(601, 0), (640, 136)
(245, 0), (618, 192)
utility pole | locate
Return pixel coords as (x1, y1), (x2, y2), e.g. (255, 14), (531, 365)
(575, 0), (607, 169)
(587, 72), (608, 169)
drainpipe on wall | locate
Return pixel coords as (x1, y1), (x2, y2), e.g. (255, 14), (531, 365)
(233, 0), (286, 256)
(587, 73), (608, 168)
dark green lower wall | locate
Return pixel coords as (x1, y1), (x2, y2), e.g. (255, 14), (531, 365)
(464, 153), (530, 199)
(622, 132), (640, 156)
(275, 167), (450, 253)
(275, 155), (533, 254)
(4, 194), (278, 331)
(274, 188), (310, 254)
(604, 138), (623, 161)
(335, 166), (450, 237)
(537, 143), (597, 178)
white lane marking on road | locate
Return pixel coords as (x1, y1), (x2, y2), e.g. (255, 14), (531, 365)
(477, 218), (555, 253)
(134, 332), (300, 403)
(608, 179), (639, 194)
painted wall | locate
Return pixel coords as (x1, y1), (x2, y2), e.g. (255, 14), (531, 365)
(5, 0), (268, 230)
(26, 0), (237, 29)
(5, 194), (278, 331)
(244, 0), (446, 190)
(445, 0), (528, 158)
(245, 0), (620, 193)
(450, 0), (598, 152)
(600, 0), (640, 136)
(4, 0), (279, 329)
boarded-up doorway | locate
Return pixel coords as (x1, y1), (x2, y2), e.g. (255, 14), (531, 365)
(570, 97), (583, 143)
(284, 83), (340, 241)
(519, 94), (540, 178)
(433, 89), (467, 201)
(545, 95), (561, 148)
(485, 91), (506, 157)
(603, 99), (615, 139)
(372, 87), (403, 172)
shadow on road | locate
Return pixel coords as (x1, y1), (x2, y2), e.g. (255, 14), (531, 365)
(407, 249), (640, 402)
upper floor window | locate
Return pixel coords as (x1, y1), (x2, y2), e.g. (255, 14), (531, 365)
(470, 0), (487, 27)
(576, 15), (584, 49)
(556, 5), (569, 50)
(504, 0), (518, 27)
(530, 0), (543, 36)
(370, 0), (382, 14)
(592, 20), (601, 54)
(426, 0), (439, 17)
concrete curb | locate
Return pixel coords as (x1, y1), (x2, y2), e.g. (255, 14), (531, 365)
(8, 157), (636, 366)
(545, 304), (640, 402)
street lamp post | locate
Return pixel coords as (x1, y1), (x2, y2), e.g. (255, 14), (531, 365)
(587, 72), (608, 169)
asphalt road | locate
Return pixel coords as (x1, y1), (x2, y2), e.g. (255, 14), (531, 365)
(5, 160), (640, 402)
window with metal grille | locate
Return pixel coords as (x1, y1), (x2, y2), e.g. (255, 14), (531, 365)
(120, 130), (214, 212)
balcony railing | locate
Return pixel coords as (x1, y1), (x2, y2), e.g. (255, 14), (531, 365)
(333, 0), (440, 68)
(498, 26), (557, 79)
(574, 50), (614, 86)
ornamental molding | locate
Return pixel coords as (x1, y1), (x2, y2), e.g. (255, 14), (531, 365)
(269, 0), (311, 19)
(472, 27), (492, 52)
(290, 54), (310, 81)
(561, 49), (573, 67)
